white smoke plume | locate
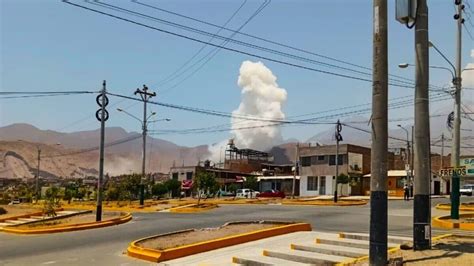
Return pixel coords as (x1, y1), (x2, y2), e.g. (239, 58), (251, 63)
(206, 61), (287, 163)
(231, 61), (287, 150)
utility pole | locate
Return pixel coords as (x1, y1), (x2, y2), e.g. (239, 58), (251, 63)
(441, 133), (445, 194)
(135, 85), (156, 206)
(96, 80), (108, 222)
(36, 147), (41, 203)
(451, 0), (464, 220)
(334, 120), (342, 203)
(370, 0), (388, 264)
(292, 142), (299, 199)
(411, 126), (414, 197)
(413, 0), (431, 250)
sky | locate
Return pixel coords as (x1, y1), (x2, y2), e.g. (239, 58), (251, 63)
(1, 0), (473, 148)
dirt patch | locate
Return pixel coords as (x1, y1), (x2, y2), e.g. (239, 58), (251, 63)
(14, 212), (122, 229)
(389, 236), (474, 265)
(137, 223), (279, 250)
(0, 205), (42, 219)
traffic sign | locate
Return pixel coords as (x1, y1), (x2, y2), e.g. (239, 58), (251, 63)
(439, 167), (467, 177)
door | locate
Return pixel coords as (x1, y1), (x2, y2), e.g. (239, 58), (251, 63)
(446, 181), (450, 194)
(319, 176), (326, 195)
(434, 181), (441, 195)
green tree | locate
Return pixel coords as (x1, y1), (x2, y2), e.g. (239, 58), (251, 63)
(152, 183), (168, 199)
(194, 171), (217, 205)
(43, 186), (61, 217)
(243, 176), (258, 191)
(228, 184), (238, 200)
(164, 179), (181, 198)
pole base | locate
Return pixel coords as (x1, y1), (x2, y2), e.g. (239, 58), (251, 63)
(370, 191), (388, 265)
(413, 194), (431, 250)
(96, 205), (102, 222)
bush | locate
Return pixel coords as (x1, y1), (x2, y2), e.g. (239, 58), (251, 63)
(0, 207), (7, 215)
(152, 183), (168, 198)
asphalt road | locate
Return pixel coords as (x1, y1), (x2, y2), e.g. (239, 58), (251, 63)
(0, 197), (463, 265)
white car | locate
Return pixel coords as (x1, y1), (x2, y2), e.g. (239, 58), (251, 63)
(236, 189), (259, 199)
(460, 184), (474, 196)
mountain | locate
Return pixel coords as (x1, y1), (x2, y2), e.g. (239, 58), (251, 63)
(0, 124), (210, 179)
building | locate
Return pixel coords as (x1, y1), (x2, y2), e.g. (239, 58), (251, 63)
(224, 139), (274, 173)
(298, 144), (371, 197)
(256, 163), (299, 195)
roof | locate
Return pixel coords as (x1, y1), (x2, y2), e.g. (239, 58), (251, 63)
(258, 175), (300, 181)
(363, 170), (409, 177)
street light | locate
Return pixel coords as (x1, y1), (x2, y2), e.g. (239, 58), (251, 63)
(397, 125), (411, 183)
(398, 63), (455, 79)
(117, 107), (169, 205)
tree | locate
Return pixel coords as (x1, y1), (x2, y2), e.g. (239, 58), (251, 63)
(152, 183), (168, 199)
(194, 171), (217, 205)
(243, 176), (258, 191)
(43, 186), (61, 217)
(63, 188), (74, 204)
(164, 179), (181, 198)
(228, 184), (238, 200)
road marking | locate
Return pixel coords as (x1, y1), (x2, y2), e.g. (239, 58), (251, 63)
(41, 261), (57, 265)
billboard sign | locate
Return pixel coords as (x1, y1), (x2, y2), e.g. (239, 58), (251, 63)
(461, 158), (474, 177)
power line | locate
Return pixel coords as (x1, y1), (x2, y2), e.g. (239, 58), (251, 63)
(158, 0), (271, 94)
(0, 91), (97, 95)
(64, 0), (436, 90)
(132, 0), (423, 87)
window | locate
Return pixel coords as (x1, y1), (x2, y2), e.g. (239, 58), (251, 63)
(301, 156), (311, 167)
(318, 155), (325, 161)
(329, 155), (344, 165)
(307, 176), (318, 191)
(186, 172), (193, 180)
(172, 173), (178, 180)
(311, 156), (318, 165)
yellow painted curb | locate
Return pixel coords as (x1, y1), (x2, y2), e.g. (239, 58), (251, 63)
(282, 200), (368, 206)
(168, 204), (217, 213)
(127, 222), (312, 263)
(336, 234), (453, 266)
(435, 203), (474, 211)
(2, 213), (132, 234)
(432, 213), (474, 230)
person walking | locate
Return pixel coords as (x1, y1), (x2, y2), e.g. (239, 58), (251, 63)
(404, 183), (410, 201)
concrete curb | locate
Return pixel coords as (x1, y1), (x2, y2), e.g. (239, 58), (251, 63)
(336, 234), (453, 266)
(435, 203), (474, 212)
(2, 212), (132, 234)
(432, 213), (474, 230)
(168, 203), (218, 213)
(282, 200), (367, 206)
(0, 208), (64, 223)
(127, 222), (312, 263)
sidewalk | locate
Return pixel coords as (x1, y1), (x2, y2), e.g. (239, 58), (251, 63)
(325, 195), (449, 200)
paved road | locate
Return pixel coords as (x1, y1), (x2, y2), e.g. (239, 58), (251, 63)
(0, 197), (464, 265)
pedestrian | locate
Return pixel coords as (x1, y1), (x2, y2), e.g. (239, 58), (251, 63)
(404, 183), (410, 201)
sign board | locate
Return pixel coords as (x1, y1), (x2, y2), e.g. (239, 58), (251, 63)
(439, 167), (467, 177)
(348, 153), (363, 174)
(460, 158), (474, 177)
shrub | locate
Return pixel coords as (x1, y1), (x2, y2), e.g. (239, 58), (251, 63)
(0, 207), (7, 215)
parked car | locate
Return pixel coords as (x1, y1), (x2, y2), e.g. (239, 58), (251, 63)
(258, 190), (286, 198)
(220, 190), (235, 197)
(460, 184), (474, 196)
(236, 189), (259, 199)
(8, 199), (20, 205)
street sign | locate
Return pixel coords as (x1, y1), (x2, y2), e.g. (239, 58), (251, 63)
(439, 167), (467, 177)
(461, 158), (474, 177)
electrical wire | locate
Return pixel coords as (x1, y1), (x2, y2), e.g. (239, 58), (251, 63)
(132, 0), (422, 87)
(63, 0), (437, 90)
